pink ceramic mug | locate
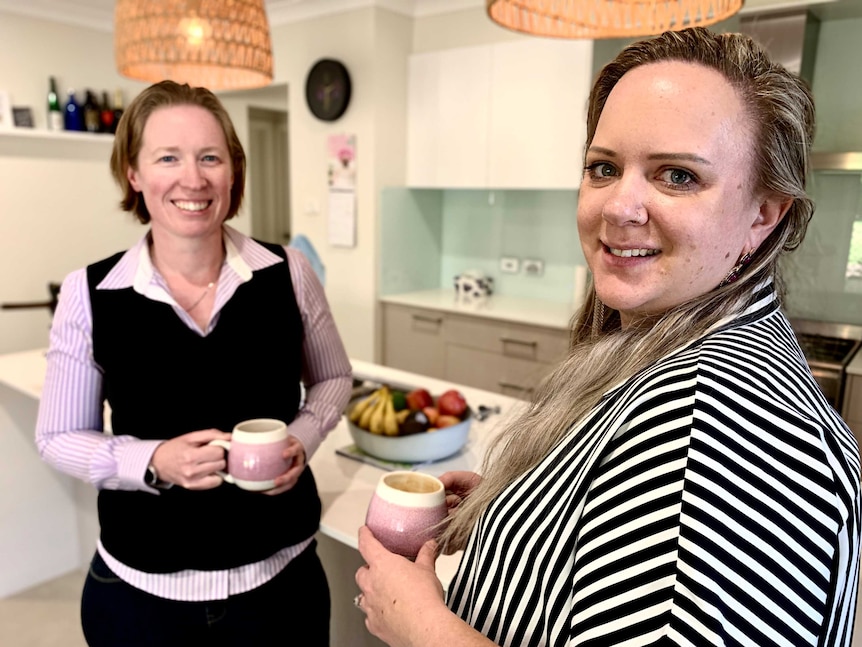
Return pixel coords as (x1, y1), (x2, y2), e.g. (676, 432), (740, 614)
(365, 471), (447, 559)
(209, 418), (291, 491)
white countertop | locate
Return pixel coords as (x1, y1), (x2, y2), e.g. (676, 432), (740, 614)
(0, 348), (46, 400)
(0, 349), (521, 589)
(316, 358), (521, 587)
(380, 289), (574, 331)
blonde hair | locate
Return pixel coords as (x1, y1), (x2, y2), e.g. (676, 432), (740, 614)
(110, 80), (246, 224)
(439, 27), (816, 552)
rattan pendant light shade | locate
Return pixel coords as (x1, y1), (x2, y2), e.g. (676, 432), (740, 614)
(487, 0), (743, 39)
(114, 0), (274, 90)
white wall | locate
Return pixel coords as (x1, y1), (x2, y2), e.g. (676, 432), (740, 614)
(0, 5), (526, 361)
(0, 14), (147, 355)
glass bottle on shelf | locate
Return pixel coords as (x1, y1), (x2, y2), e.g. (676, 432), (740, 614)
(99, 91), (115, 134)
(82, 90), (101, 133)
(47, 77), (63, 131)
(64, 89), (83, 132)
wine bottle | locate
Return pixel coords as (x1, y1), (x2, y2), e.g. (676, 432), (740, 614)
(111, 89), (124, 134)
(47, 77), (63, 131)
(82, 90), (100, 133)
(64, 89), (83, 131)
(99, 91), (114, 133)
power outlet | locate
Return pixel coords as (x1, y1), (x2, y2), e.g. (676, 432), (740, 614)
(523, 259), (545, 276)
(500, 257), (520, 274)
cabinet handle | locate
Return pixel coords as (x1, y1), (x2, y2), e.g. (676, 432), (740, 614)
(499, 337), (537, 347)
(412, 315), (443, 325)
(498, 381), (534, 394)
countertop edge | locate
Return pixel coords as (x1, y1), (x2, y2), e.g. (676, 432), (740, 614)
(380, 289), (575, 331)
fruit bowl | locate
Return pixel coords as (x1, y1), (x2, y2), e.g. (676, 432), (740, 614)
(344, 389), (472, 463)
(346, 411), (471, 463)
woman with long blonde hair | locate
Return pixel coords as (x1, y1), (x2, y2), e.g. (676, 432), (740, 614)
(355, 27), (860, 647)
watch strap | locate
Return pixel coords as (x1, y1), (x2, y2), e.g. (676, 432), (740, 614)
(145, 464), (172, 489)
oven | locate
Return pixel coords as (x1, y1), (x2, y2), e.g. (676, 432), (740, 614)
(789, 318), (862, 411)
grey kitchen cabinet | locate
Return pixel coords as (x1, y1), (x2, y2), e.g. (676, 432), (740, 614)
(843, 373), (862, 443)
(381, 302), (569, 398)
(381, 304), (447, 380)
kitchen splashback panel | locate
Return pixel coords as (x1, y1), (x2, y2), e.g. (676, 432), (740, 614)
(380, 187), (584, 305)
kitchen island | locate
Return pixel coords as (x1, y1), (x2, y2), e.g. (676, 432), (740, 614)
(0, 348), (519, 644)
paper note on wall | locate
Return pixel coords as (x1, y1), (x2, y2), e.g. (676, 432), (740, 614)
(328, 189), (356, 248)
(327, 133), (357, 248)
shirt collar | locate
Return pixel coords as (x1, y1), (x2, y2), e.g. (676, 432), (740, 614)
(97, 224), (283, 295)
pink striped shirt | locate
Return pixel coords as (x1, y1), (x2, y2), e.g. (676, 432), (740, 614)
(35, 226), (353, 601)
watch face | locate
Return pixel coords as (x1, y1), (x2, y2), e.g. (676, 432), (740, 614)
(305, 59), (352, 122)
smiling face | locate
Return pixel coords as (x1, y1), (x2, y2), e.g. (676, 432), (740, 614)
(578, 61), (785, 327)
(127, 104), (233, 243)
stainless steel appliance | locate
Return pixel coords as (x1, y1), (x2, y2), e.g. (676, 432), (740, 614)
(789, 318), (862, 410)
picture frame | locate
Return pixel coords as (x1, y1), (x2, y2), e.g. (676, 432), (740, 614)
(0, 90), (13, 129)
(12, 106), (34, 128)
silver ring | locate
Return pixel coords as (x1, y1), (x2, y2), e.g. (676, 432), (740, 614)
(353, 593), (364, 611)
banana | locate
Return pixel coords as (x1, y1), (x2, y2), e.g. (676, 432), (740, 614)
(359, 391), (382, 429)
(369, 388), (389, 434)
(383, 395), (399, 436)
(396, 408), (411, 425)
(349, 391), (377, 423)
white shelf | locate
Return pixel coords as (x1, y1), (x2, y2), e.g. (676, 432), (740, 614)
(0, 126), (114, 160)
(0, 127), (113, 142)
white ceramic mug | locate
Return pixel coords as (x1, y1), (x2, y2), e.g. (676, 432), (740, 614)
(209, 418), (290, 491)
(365, 471), (447, 559)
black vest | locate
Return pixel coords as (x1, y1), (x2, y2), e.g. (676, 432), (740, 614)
(88, 242), (321, 572)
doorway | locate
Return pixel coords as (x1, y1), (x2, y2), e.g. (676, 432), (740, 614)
(248, 106), (290, 245)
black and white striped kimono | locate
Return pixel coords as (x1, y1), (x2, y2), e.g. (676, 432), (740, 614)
(447, 283), (861, 647)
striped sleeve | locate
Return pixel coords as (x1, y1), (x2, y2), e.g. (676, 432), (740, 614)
(447, 314), (860, 647)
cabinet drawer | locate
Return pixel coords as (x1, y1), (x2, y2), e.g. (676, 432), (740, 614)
(843, 374), (862, 422)
(381, 305), (446, 379)
(446, 314), (568, 364)
(445, 346), (555, 399)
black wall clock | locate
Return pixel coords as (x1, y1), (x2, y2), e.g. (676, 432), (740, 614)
(305, 58), (352, 122)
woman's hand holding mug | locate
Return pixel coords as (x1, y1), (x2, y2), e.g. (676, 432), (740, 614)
(208, 418), (294, 492)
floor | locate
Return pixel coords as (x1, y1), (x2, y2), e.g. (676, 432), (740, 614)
(0, 569), (88, 647)
(7, 560), (859, 647)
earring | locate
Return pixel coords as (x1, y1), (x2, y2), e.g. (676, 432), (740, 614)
(591, 296), (607, 338)
(719, 250), (755, 287)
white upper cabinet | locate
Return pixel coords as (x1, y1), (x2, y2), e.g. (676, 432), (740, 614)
(407, 45), (492, 188)
(406, 39), (593, 189)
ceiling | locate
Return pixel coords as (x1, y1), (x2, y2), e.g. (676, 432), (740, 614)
(0, 0), (857, 32)
(0, 0), (480, 32)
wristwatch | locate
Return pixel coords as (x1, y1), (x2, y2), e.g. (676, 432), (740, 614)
(144, 464), (171, 489)
(144, 464), (159, 486)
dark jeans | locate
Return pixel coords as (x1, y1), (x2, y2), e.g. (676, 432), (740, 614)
(81, 541), (330, 647)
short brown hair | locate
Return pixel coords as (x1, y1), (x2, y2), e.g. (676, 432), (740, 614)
(110, 80), (246, 224)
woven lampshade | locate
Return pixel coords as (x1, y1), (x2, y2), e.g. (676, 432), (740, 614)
(487, 0), (743, 39)
(114, 0), (274, 90)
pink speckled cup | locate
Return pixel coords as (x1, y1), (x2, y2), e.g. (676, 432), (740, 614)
(365, 471), (447, 559)
(208, 419), (291, 491)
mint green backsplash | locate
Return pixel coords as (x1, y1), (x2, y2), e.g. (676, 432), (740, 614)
(381, 188), (584, 303)
(811, 16), (862, 153)
(379, 189), (443, 295)
(784, 15), (862, 325)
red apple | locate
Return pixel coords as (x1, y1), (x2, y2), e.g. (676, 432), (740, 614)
(437, 389), (467, 418)
(437, 414), (462, 428)
(423, 406), (440, 425)
(406, 388), (434, 411)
